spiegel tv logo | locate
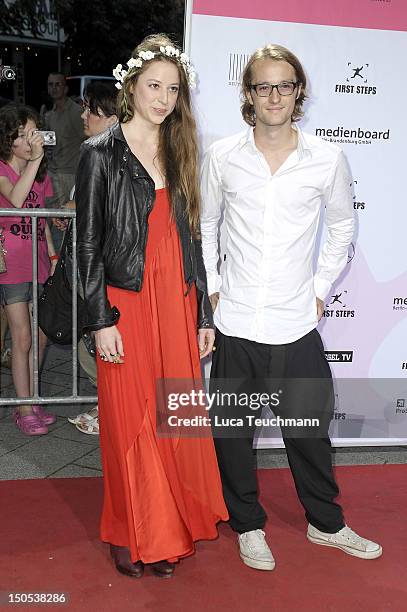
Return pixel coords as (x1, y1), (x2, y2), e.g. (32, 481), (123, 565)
(324, 351), (353, 362)
(228, 53), (250, 86)
(334, 62), (377, 96)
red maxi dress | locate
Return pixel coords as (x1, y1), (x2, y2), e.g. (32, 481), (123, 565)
(97, 188), (228, 563)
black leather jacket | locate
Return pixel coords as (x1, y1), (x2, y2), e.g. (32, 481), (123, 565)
(75, 123), (213, 332)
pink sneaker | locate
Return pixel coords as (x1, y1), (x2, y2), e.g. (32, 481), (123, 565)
(15, 412), (48, 436)
(32, 405), (57, 425)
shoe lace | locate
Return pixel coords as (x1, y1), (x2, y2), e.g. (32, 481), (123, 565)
(337, 526), (363, 545)
(241, 529), (266, 553)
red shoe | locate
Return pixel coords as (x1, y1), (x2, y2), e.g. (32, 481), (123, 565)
(15, 412), (48, 436)
(32, 405), (57, 425)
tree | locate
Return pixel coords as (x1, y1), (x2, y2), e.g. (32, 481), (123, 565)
(1, 0), (185, 75)
(0, 0), (46, 35)
(55, 0), (185, 74)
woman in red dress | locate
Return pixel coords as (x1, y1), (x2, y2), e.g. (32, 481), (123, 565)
(76, 34), (228, 578)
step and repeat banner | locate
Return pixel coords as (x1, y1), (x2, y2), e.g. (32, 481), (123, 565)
(185, 0), (407, 446)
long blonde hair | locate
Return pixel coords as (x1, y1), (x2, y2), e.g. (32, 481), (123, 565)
(117, 34), (200, 235)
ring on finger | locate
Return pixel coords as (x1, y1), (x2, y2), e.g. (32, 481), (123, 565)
(100, 353), (108, 361)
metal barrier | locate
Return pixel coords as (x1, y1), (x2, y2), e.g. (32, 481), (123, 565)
(0, 208), (97, 406)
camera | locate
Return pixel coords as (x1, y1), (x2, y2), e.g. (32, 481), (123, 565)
(0, 65), (16, 80)
(34, 130), (57, 146)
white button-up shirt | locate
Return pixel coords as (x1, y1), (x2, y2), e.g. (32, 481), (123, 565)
(200, 125), (355, 345)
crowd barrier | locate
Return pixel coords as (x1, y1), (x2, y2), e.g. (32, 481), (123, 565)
(0, 208), (97, 407)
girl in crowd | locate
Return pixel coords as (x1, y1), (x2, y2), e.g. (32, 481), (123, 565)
(76, 34), (228, 578)
(0, 104), (57, 435)
(66, 81), (118, 436)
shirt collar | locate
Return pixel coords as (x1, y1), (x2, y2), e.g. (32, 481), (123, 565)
(239, 123), (312, 160)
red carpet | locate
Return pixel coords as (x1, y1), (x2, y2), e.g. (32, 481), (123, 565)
(1, 465), (406, 611)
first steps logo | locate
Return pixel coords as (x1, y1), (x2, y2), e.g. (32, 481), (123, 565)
(228, 53), (250, 86)
(323, 289), (356, 319)
(334, 62), (377, 96)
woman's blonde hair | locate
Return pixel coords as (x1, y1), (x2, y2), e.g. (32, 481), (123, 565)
(241, 44), (308, 126)
(117, 34), (200, 235)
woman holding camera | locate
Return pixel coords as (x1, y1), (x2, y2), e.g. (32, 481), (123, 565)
(0, 104), (57, 435)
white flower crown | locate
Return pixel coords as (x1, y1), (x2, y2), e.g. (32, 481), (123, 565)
(113, 45), (197, 90)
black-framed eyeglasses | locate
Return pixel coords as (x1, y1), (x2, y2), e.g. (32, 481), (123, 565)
(250, 81), (299, 97)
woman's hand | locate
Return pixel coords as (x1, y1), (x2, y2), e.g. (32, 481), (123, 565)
(49, 259), (58, 276)
(95, 325), (124, 363)
(27, 130), (44, 160)
(198, 328), (215, 359)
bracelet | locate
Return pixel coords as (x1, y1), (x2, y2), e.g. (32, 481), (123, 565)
(49, 255), (59, 261)
(28, 153), (44, 162)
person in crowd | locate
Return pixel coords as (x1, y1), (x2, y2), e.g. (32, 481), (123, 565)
(200, 43), (382, 571)
(75, 34), (228, 578)
(44, 72), (84, 249)
(0, 104), (57, 435)
(65, 81), (118, 436)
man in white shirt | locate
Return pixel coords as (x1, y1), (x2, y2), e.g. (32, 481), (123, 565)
(200, 44), (382, 571)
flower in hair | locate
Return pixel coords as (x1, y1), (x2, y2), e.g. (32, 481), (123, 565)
(127, 57), (142, 69)
(139, 50), (155, 61)
(113, 46), (197, 89)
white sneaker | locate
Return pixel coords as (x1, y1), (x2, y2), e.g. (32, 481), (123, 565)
(238, 529), (276, 570)
(307, 524), (382, 559)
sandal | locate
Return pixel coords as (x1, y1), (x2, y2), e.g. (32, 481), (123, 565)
(0, 347), (11, 369)
(68, 405), (98, 425)
(32, 405), (57, 425)
(15, 411), (48, 436)
(75, 415), (99, 435)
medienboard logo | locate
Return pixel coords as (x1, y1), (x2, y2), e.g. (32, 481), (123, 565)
(228, 53), (249, 86)
(324, 351), (353, 362)
(334, 62), (377, 96)
(315, 126), (390, 146)
(393, 297), (407, 311)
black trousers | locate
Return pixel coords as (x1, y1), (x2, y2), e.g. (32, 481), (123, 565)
(210, 328), (345, 534)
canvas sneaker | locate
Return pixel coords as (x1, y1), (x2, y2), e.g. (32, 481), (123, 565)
(238, 529), (275, 570)
(307, 524), (382, 559)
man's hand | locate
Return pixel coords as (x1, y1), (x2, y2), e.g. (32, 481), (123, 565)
(53, 217), (68, 231)
(316, 297), (324, 321)
(198, 328), (215, 359)
(209, 292), (219, 313)
(53, 199), (76, 231)
(95, 325), (124, 363)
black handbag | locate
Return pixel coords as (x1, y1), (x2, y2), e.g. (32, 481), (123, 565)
(38, 224), (86, 344)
